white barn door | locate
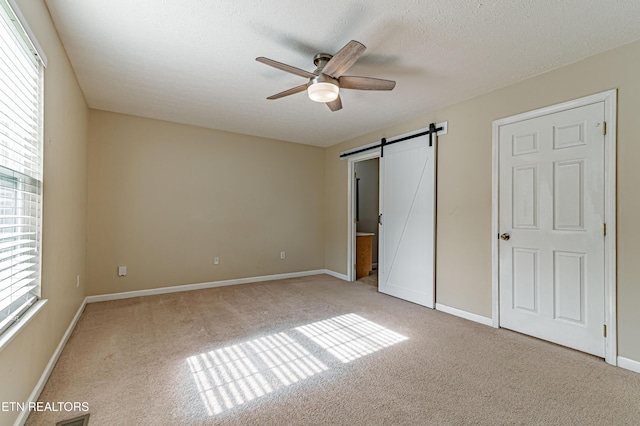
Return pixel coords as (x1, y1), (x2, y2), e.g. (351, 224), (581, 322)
(379, 134), (435, 308)
(498, 102), (606, 357)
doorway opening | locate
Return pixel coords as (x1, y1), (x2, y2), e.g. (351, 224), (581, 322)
(354, 158), (379, 287)
(346, 147), (381, 283)
(344, 124), (446, 309)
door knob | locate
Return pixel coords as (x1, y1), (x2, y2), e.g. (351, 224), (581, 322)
(500, 233), (510, 241)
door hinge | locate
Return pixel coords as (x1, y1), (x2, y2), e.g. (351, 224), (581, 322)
(603, 223), (607, 236)
(603, 324), (607, 337)
(602, 121), (607, 136)
(378, 214), (382, 225)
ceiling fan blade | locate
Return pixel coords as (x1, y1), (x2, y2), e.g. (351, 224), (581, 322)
(339, 76), (396, 91)
(322, 40), (366, 78)
(326, 95), (342, 112)
(267, 84), (308, 100)
(256, 57), (316, 79)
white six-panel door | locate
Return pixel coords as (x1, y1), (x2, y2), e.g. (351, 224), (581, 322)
(498, 102), (606, 357)
(378, 135), (435, 308)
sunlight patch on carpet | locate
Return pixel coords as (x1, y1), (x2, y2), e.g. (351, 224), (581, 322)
(187, 313), (407, 416)
(186, 332), (327, 415)
(295, 313), (408, 363)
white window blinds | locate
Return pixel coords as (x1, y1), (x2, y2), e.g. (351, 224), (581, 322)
(0, 0), (43, 336)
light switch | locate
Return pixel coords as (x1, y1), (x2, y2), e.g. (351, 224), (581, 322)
(118, 265), (127, 276)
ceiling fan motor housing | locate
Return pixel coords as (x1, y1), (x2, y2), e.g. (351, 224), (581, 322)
(313, 53), (333, 67)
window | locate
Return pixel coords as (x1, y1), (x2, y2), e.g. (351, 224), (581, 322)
(0, 0), (44, 337)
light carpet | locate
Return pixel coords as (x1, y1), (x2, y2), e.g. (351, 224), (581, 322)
(26, 274), (640, 425)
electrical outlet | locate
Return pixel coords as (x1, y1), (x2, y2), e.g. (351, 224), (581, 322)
(76, 275), (80, 288)
(214, 256), (220, 265)
(280, 251), (285, 260)
(118, 265), (127, 276)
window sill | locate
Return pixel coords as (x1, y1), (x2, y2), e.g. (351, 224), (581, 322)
(0, 299), (48, 352)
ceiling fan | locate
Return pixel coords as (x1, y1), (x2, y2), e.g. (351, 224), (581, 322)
(256, 40), (396, 112)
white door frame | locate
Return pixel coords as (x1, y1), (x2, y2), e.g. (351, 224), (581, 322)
(346, 148), (381, 281)
(491, 90), (617, 365)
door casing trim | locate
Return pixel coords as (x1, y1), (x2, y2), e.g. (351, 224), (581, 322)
(491, 89), (617, 365)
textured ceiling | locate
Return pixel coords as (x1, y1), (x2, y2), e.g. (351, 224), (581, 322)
(44, 0), (640, 147)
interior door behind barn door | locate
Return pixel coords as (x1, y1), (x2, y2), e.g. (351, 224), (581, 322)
(379, 134), (435, 308)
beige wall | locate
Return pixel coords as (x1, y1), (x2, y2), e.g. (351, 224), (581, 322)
(325, 39), (640, 363)
(0, 1), (89, 425)
(87, 111), (325, 295)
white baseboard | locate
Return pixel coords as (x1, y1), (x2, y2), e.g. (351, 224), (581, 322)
(322, 269), (349, 281)
(435, 303), (493, 327)
(86, 269), (336, 303)
(15, 298), (87, 426)
(618, 356), (640, 374)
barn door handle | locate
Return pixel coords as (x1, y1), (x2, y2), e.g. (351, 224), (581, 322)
(500, 233), (510, 241)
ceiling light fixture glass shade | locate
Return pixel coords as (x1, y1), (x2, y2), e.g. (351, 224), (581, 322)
(307, 82), (339, 103)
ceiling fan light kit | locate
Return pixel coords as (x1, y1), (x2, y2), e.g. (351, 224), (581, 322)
(256, 40), (396, 112)
(307, 78), (339, 103)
